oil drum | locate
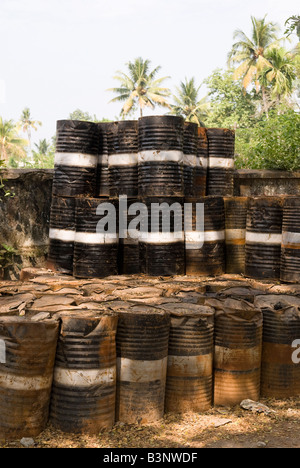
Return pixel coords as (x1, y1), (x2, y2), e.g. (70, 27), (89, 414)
(183, 121), (199, 198)
(206, 128), (235, 197)
(281, 196), (300, 283)
(97, 122), (110, 198)
(195, 127), (208, 197)
(118, 197), (140, 275)
(224, 197), (249, 274)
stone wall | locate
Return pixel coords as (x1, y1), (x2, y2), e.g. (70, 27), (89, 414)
(0, 168), (299, 279)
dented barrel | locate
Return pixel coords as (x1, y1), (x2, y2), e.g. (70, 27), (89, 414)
(254, 295), (300, 398)
(0, 316), (59, 440)
(47, 196), (76, 274)
(162, 303), (214, 413)
(183, 121), (199, 198)
(52, 120), (99, 198)
(107, 120), (139, 198)
(139, 196), (185, 276)
(50, 310), (118, 434)
(138, 115), (184, 197)
(206, 128), (235, 197)
(224, 197), (248, 274)
(73, 198), (119, 278)
(185, 196), (225, 276)
(206, 298), (263, 406)
(245, 196), (283, 280)
(97, 122), (110, 197)
(281, 196), (300, 283)
(116, 305), (170, 424)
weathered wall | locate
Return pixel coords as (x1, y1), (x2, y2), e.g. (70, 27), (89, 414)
(0, 168), (300, 279)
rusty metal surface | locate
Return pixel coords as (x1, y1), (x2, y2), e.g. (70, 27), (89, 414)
(254, 295), (300, 398)
(116, 305), (170, 424)
(245, 197), (283, 280)
(224, 197), (249, 274)
(0, 317), (59, 440)
(50, 310), (118, 434)
(206, 298), (262, 406)
(281, 196), (300, 283)
(96, 122), (110, 197)
(161, 303), (214, 413)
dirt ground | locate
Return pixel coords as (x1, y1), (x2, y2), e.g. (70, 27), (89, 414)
(1, 397), (299, 449)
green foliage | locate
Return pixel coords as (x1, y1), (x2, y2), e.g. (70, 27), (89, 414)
(203, 68), (259, 128)
(284, 15), (300, 39)
(69, 109), (99, 122)
(235, 110), (300, 171)
(0, 244), (18, 270)
(170, 77), (210, 126)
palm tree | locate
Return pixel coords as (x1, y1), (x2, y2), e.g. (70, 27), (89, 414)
(19, 107), (42, 158)
(170, 77), (210, 126)
(259, 47), (296, 106)
(108, 57), (171, 118)
(0, 117), (27, 162)
(228, 15), (281, 115)
(32, 139), (55, 168)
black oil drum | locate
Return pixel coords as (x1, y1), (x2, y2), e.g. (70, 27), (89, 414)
(206, 128), (235, 197)
(185, 196), (225, 276)
(118, 197), (140, 275)
(281, 196), (300, 283)
(194, 127), (208, 197)
(138, 115), (184, 197)
(139, 196), (185, 276)
(245, 196), (283, 280)
(52, 120), (99, 198)
(50, 310), (118, 434)
(73, 198), (119, 278)
(183, 121), (199, 198)
(97, 122), (110, 198)
(47, 196), (76, 274)
(224, 197), (249, 274)
(116, 305), (170, 424)
(107, 120), (138, 198)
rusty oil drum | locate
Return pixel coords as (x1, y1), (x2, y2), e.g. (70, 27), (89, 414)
(97, 122), (110, 198)
(138, 115), (184, 198)
(254, 295), (300, 398)
(47, 196), (76, 274)
(50, 310), (118, 434)
(206, 128), (235, 197)
(0, 316), (59, 440)
(224, 197), (249, 274)
(206, 298), (263, 406)
(52, 120), (99, 198)
(245, 196), (283, 280)
(116, 305), (170, 424)
(161, 303), (214, 413)
(280, 196), (300, 283)
(139, 196), (185, 276)
(107, 120), (139, 199)
(185, 196), (225, 276)
(73, 197), (119, 278)
(183, 121), (199, 198)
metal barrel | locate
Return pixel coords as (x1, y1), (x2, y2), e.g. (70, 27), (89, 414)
(194, 127), (208, 197)
(96, 122), (110, 197)
(161, 303), (214, 413)
(52, 120), (99, 198)
(73, 198), (119, 278)
(206, 298), (263, 406)
(0, 316), (59, 440)
(245, 196), (283, 280)
(183, 121), (199, 198)
(118, 197), (140, 274)
(139, 196), (185, 276)
(47, 196), (76, 274)
(107, 120), (139, 198)
(185, 196), (225, 276)
(50, 310), (118, 434)
(138, 115), (184, 197)
(116, 305), (170, 424)
(254, 295), (300, 398)
(280, 196), (300, 283)
(224, 197), (249, 274)
(206, 128), (235, 197)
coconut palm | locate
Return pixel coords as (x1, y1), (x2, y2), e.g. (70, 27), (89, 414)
(19, 107), (42, 157)
(228, 15), (281, 115)
(0, 117), (27, 162)
(170, 77), (210, 126)
(259, 47), (297, 106)
(108, 57), (171, 118)
(32, 138), (55, 168)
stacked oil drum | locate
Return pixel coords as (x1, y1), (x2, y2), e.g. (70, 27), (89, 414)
(206, 128), (235, 197)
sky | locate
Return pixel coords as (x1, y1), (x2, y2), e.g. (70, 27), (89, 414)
(0, 0), (298, 146)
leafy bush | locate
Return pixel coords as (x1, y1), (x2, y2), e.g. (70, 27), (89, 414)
(235, 110), (300, 171)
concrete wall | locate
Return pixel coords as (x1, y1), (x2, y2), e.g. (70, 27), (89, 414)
(0, 168), (299, 279)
